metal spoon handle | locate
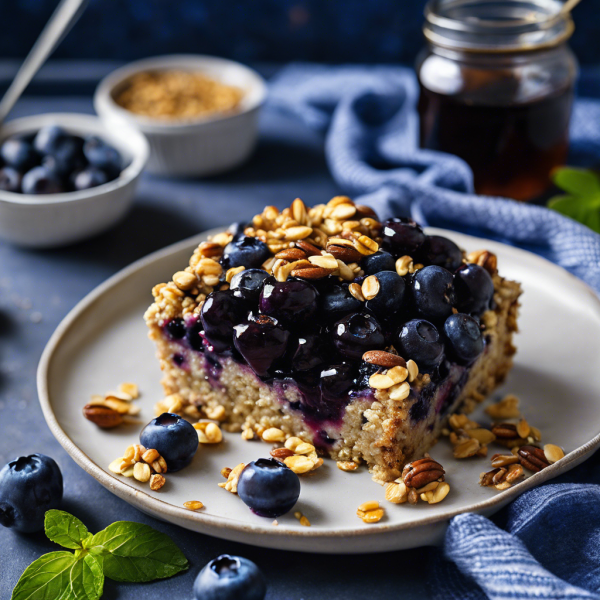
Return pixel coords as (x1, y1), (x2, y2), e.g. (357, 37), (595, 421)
(0, 0), (89, 124)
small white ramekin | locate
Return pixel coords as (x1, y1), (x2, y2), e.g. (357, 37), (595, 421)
(93, 55), (267, 177)
(0, 113), (149, 248)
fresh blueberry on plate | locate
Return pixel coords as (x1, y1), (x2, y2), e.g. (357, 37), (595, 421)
(454, 263), (494, 316)
(233, 314), (290, 377)
(418, 235), (463, 272)
(237, 458), (300, 517)
(139, 413), (198, 472)
(0, 167), (22, 192)
(83, 135), (122, 177)
(332, 312), (385, 361)
(319, 283), (362, 320)
(444, 313), (484, 364)
(396, 319), (444, 370)
(365, 271), (405, 317)
(194, 554), (267, 600)
(0, 138), (37, 170)
(221, 235), (271, 270)
(411, 265), (455, 321)
(259, 277), (318, 327)
(361, 250), (396, 275)
(201, 290), (247, 352)
(21, 166), (65, 195)
(33, 125), (67, 155)
(381, 217), (426, 256)
(0, 454), (63, 533)
(72, 167), (109, 191)
(230, 268), (270, 304)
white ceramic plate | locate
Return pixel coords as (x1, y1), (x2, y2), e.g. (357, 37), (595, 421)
(37, 229), (600, 554)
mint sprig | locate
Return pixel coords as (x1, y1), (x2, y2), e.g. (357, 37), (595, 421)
(548, 167), (600, 234)
(11, 510), (188, 599)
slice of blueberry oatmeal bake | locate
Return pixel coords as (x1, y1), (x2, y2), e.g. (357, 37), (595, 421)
(144, 197), (521, 483)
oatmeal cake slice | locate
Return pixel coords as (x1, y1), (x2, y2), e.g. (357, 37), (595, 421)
(144, 197), (521, 483)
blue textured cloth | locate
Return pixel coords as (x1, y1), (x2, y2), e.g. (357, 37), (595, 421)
(268, 65), (600, 599)
(268, 64), (600, 294)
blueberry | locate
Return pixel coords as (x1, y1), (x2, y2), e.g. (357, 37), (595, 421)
(201, 291), (247, 352)
(83, 136), (122, 177)
(0, 138), (37, 170)
(381, 217), (426, 256)
(319, 283), (362, 320)
(237, 458), (300, 517)
(221, 235), (271, 271)
(72, 167), (108, 191)
(227, 221), (247, 240)
(365, 271), (405, 317)
(194, 554), (267, 600)
(444, 313), (484, 364)
(418, 236), (463, 272)
(165, 318), (186, 340)
(33, 125), (68, 155)
(186, 319), (204, 351)
(0, 454), (63, 533)
(332, 312), (385, 361)
(44, 136), (85, 177)
(320, 363), (355, 398)
(0, 167), (22, 192)
(361, 251), (396, 276)
(454, 264), (494, 316)
(139, 413), (198, 472)
(259, 277), (318, 328)
(21, 166), (65, 195)
(230, 268), (270, 304)
(289, 331), (329, 372)
(233, 314), (289, 377)
(396, 319), (444, 369)
(356, 360), (380, 388)
(411, 265), (455, 321)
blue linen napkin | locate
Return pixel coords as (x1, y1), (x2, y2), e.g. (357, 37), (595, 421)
(267, 64), (600, 599)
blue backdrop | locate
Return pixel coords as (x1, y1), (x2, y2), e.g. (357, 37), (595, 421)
(2, 0), (599, 65)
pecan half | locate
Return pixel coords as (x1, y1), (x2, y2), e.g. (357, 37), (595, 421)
(518, 445), (550, 472)
(362, 350), (406, 369)
(402, 457), (445, 489)
(275, 248), (307, 261)
(291, 266), (334, 279)
(354, 204), (379, 220)
(270, 448), (295, 462)
(294, 239), (322, 257)
(326, 242), (362, 263)
(83, 404), (123, 428)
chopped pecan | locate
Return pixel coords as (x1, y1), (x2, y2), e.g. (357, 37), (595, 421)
(362, 350), (406, 369)
(294, 239), (322, 257)
(274, 248), (307, 261)
(270, 448), (295, 462)
(83, 404), (123, 428)
(354, 204), (379, 220)
(491, 423), (518, 439)
(402, 457), (445, 489)
(518, 445), (550, 472)
(290, 266), (334, 279)
(326, 242), (362, 263)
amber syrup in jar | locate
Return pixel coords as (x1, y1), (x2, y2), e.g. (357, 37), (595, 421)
(417, 0), (578, 201)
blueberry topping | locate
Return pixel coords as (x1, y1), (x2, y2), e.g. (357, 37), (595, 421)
(165, 318), (186, 340)
(411, 265), (455, 321)
(139, 413), (198, 472)
(365, 271), (405, 317)
(83, 135), (122, 177)
(230, 268), (270, 304)
(289, 332), (329, 372)
(319, 283), (362, 320)
(33, 125), (67, 155)
(21, 166), (65, 195)
(418, 235), (463, 272)
(332, 312), (385, 361)
(320, 363), (355, 399)
(193, 554), (267, 600)
(396, 319), (444, 369)
(444, 313), (484, 364)
(237, 458), (300, 518)
(381, 217), (426, 256)
(361, 251), (396, 275)
(0, 454), (63, 533)
(186, 319), (204, 351)
(454, 264), (494, 316)
(356, 360), (380, 388)
(201, 291), (246, 352)
(233, 314), (289, 377)
(259, 277), (318, 328)
(0, 167), (22, 192)
(0, 138), (37, 170)
(72, 166), (108, 191)
(221, 235), (270, 270)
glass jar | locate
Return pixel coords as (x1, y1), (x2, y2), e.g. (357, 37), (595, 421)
(416, 0), (578, 201)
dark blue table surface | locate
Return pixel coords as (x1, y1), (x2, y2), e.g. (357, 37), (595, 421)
(0, 62), (431, 599)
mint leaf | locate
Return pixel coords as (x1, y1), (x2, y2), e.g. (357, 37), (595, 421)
(12, 551), (76, 600)
(90, 521), (188, 582)
(63, 554), (104, 600)
(553, 167), (600, 197)
(45, 510), (91, 550)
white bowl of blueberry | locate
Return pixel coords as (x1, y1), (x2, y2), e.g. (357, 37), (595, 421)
(0, 113), (149, 248)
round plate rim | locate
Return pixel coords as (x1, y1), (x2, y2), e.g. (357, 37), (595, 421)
(36, 228), (600, 544)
